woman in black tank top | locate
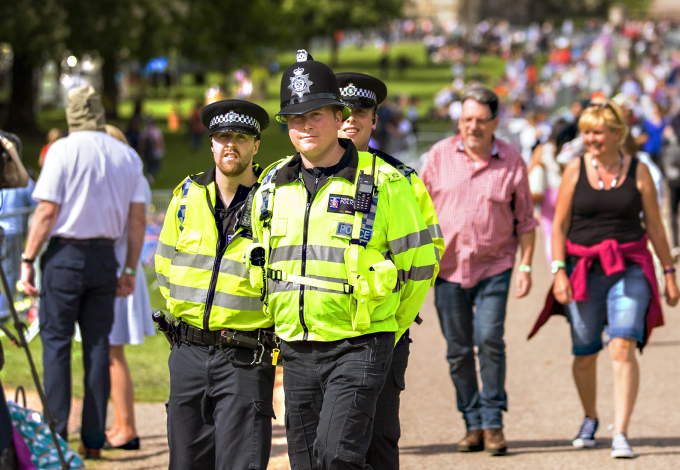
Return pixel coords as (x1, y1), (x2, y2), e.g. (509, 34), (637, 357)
(547, 101), (679, 458)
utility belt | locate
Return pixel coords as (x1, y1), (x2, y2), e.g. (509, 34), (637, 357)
(177, 321), (279, 350)
(152, 311), (280, 366)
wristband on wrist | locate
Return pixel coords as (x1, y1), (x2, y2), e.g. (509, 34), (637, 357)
(518, 264), (532, 273)
(551, 260), (566, 274)
(21, 253), (35, 264)
(664, 267), (676, 275)
(123, 266), (137, 276)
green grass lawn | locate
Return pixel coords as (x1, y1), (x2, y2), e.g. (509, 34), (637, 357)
(1, 276), (171, 403)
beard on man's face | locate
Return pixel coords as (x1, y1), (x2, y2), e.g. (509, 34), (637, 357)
(214, 146), (252, 177)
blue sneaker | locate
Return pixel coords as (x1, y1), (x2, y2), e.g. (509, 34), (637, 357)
(572, 416), (598, 448)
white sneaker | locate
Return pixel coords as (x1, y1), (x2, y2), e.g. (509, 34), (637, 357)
(572, 416), (598, 448)
(611, 432), (635, 459)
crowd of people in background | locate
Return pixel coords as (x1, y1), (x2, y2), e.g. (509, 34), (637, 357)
(424, 19), (680, 266)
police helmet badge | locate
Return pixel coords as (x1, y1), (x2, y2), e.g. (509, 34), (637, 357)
(288, 67), (313, 99)
(296, 49), (309, 62)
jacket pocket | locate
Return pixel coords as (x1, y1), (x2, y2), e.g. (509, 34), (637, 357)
(271, 218), (287, 237)
(175, 229), (202, 253)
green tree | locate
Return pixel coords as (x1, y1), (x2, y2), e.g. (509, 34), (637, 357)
(280, 0), (402, 67)
(177, 0), (285, 89)
(0, 0), (68, 133)
(63, 0), (180, 118)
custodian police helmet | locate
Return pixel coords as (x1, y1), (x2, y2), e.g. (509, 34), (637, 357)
(200, 99), (270, 137)
(336, 72), (387, 110)
(276, 49), (351, 123)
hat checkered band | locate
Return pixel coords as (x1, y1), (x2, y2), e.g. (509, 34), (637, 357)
(209, 110), (261, 132)
(340, 83), (377, 103)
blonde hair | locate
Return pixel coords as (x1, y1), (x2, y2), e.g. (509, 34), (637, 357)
(578, 101), (628, 146)
(105, 124), (129, 145)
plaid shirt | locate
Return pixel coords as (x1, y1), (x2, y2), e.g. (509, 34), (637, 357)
(421, 134), (538, 288)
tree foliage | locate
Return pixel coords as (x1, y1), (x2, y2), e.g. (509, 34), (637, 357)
(0, 0), (68, 132)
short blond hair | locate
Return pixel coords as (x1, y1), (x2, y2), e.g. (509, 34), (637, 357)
(578, 101), (628, 146)
(105, 124), (129, 145)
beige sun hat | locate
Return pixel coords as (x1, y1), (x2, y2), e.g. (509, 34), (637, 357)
(66, 85), (106, 133)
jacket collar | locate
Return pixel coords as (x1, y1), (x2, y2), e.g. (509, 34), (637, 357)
(275, 138), (359, 186)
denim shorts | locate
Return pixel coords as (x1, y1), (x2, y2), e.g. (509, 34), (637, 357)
(565, 263), (651, 356)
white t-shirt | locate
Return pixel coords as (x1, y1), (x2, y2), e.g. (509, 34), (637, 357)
(33, 131), (146, 240)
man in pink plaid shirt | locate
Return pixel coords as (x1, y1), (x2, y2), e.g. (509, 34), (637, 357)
(421, 86), (538, 456)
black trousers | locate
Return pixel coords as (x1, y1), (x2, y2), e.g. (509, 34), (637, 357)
(281, 332), (394, 470)
(167, 342), (276, 470)
(39, 242), (118, 449)
(365, 331), (410, 470)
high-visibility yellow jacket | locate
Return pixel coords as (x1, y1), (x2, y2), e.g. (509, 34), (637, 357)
(155, 168), (271, 331)
(370, 147), (444, 284)
(252, 141), (436, 342)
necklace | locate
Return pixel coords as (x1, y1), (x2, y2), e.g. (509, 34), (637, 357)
(591, 153), (624, 190)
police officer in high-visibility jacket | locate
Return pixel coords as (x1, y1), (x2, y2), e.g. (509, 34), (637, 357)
(336, 72), (445, 470)
(249, 50), (436, 470)
(155, 100), (278, 470)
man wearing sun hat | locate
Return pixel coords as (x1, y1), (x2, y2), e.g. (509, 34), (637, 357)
(155, 99), (279, 470)
(337, 71), (444, 469)
(250, 51), (436, 470)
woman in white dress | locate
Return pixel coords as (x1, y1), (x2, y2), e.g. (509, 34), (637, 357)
(104, 125), (155, 450)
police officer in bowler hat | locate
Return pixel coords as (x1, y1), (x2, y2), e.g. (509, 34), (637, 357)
(251, 51), (436, 470)
(337, 72), (445, 469)
(155, 99), (278, 470)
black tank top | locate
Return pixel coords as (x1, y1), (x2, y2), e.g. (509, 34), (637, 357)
(567, 155), (645, 247)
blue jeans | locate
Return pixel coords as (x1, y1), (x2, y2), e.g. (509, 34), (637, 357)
(565, 263), (650, 356)
(434, 269), (512, 431)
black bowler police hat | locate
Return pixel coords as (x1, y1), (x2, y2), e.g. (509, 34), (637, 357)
(276, 50), (351, 124)
(336, 72), (387, 109)
(200, 99), (270, 136)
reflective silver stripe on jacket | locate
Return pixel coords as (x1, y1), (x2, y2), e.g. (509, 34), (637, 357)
(397, 264), (436, 283)
(269, 245), (346, 264)
(157, 272), (170, 289)
(268, 274), (350, 295)
(428, 224), (443, 239)
(169, 284), (263, 311)
(171, 252), (249, 279)
(156, 242), (175, 258)
(388, 229), (433, 256)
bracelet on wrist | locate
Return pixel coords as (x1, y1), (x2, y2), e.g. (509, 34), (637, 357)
(551, 260), (567, 274)
(518, 264), (532, 273)
(664, 267), (676, 275)
(123, 266), (137, 276)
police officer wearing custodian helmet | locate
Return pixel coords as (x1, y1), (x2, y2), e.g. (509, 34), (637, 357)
(250, 50), (436, 469)
(155, 99), (278, 470)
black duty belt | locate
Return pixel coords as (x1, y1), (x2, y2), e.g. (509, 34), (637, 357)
(177, 322), (277, 350)
(50, 237), (116, 247)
